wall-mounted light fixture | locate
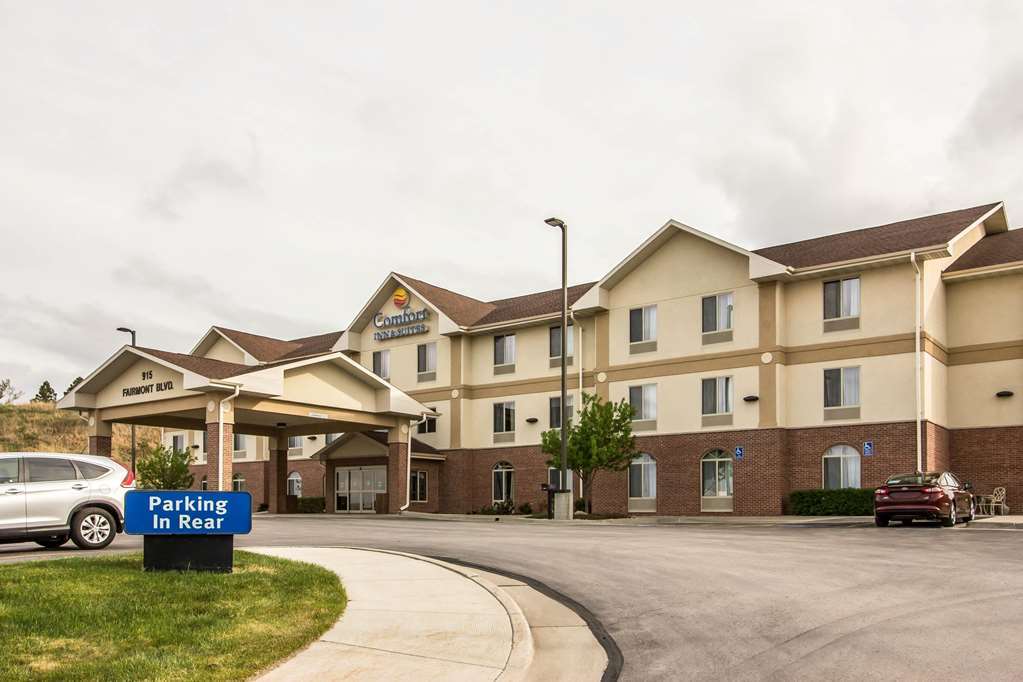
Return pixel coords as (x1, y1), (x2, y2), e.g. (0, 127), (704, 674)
(525, 417), (539, 424)
(743, 395), (760, 402)
(308, 435), (318, 441)
(996, 390), (1014, 398)
(191, 444), (200, 449)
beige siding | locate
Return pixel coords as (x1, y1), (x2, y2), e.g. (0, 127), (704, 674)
(95, 359), (190, 408)
(948, 360), (1023, 428)
(204, 337), (246, 363)
(946, 274), (1023, 347)
(282, 363), (377, 411)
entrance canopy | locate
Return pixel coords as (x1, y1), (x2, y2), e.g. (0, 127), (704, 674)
(58, 345), (434, 438)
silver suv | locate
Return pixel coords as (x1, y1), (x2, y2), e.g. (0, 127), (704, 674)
(0, 452), (134, 550)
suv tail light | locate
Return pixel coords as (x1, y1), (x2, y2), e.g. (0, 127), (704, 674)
(121, 469), (135, 488)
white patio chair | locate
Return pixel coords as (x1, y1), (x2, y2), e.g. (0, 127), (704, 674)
(989, 487), (1009, 516)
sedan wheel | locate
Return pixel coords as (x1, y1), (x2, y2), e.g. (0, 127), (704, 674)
(942, 502), (957, 527)
(71, 507), (116, 549)
(967, 500), (976, 522)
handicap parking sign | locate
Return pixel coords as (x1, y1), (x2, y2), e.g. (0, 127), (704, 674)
(863, 441), (874, 456)
(735, 446), (744, 461)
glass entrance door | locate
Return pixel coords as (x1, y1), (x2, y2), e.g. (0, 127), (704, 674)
(335, 466), (386, 513)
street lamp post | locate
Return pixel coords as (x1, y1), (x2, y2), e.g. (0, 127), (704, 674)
(544, 217), (571, 520)
(116, 327), (137, 474)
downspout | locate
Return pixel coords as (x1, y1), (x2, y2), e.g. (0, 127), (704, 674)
(216, 383), (241, 491)
(910, 252), (922, 473)
(400, 411), (431, 512)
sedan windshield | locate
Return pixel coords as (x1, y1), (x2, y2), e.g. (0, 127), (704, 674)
(886, 473), (941, 485)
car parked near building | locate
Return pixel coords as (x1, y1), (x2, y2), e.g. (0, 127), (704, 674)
(874, 471), (975, 527)
(0, 452), (133, 549)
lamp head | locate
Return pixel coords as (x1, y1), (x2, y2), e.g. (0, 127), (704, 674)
(544, 217), (566, 229)
(116, 327), (134, 334)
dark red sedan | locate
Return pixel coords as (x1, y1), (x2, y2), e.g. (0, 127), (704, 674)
(874, 472), (975, 527)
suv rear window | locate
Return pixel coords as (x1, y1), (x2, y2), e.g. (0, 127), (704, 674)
(886, 473), (940, 485)
(75, 461), (111, 479)
(0, 458), (18, 484)
(26, 458), (78, 482)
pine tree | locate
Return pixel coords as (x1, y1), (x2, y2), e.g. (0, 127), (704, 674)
(64, 376), (84, 396)
(32, 380), (58, 403)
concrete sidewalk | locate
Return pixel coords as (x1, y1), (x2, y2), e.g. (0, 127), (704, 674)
(249, 546), (608, 681)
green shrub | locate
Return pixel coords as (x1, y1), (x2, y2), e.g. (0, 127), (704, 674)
(478, 501), (514, 515)
(296, 497), (325, 513)
(788, 488), (875, 516)
(517, 502), (533, 515)
(574, 498), (586, 512)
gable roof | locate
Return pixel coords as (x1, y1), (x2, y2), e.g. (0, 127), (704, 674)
(753, 203), (1003, 269)
(945, 228), (1023, 273)
(136, 347), (252, 380)
(392, 274), (495, 326)
(206, 327), (344, 364)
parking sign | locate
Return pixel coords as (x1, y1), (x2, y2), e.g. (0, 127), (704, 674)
(863, 441), (874, 456)
(735, 446), (745, 461)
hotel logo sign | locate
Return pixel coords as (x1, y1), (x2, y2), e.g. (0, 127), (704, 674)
(373, 287), (430, 341)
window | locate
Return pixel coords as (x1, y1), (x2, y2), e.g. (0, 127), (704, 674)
(823, 276), (860, 320)
(494, 334), (516, 368)
(702, 292), (734, 333)
(548, 467), (565, 490)
(628, 384), (657, 421)
(26, 457), (77, 482)
(549, 395), (574, 429)
(629, 305), (657, 345)
(493, 402), (515, 433)
(492, 462), (515, 503)
(288, 436), (303, 452)
(232, 473), (245, 491)
(824, 367), (860, 408)
(410, 470), (428, 502)
(417, 342), (437, 381)
(171, 434), (185, 452)
(629, 454), (657, 499)
(701, 450), (734, 498)
(287, 471), (303, 496)
(372, 350), (390, 380)
(549, 324), (574, 358)
(417, 409), (437, 434)
(200, 476), (208, 491)
(76, 461), (110, 479)
(701, 377), (733, 415)
(233, 434), (246, 452)
(202, 430), (208, 453)
(0, 458), (19, 484)
(325, 433), (340, 444)
(823, 444), (861, 489)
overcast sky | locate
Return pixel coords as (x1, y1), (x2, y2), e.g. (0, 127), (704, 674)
(2, 2), (1022, 398)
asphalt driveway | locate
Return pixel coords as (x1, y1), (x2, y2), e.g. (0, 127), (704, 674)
(3, 517), (1021, 681)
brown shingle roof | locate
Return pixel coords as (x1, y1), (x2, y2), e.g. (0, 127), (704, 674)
(137, 347), (251, 379)
(945, 229), (1023, 273)
(361, 429), (439, 454)
(214, 326), (343, 363)
(753, 203), (1001, 268)
(396, 273), (596, 327)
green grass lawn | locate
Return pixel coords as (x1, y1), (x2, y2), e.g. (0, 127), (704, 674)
(0, 551), (346, 681)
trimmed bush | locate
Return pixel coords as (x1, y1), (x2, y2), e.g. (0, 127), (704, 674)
(788, 488), (875, 516)
(296, 497), (326, 513)
(517, 502), (533, 515)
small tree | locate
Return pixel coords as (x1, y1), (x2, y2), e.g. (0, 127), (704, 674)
(136, 441), (195, 490)
(64, 377), (84, 396)
(541, 392), (638, 514)
(0, 378), (23, 404)
(32, 380), (58, 403)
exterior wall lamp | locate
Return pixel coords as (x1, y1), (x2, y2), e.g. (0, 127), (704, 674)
(743, 395), (760, 402)
(996, 390), (1014, 398)
(525, 417), (539, 424)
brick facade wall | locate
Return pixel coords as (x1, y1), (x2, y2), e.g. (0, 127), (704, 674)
(950, 426), (1023, 510)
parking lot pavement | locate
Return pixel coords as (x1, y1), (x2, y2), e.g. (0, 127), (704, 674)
(3, 516), (1021, 680)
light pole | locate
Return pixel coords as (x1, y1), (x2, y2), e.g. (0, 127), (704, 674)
(544, 217), (570, 519)
(117, 327), (137, 474)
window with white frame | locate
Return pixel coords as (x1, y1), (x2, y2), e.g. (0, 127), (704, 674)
(824, 367), (860, 408)
(823, 277), (860, 320)
(493, 402), (515, 433)
(325, 433), (340, 444)
(494, 334), (516, 367)
(288, 435), (303, 454)
(171, 434), (185, 453)
(492, 462), (514, 503)
(702, 292), (734, 333)
(372, 350), (390, 380)
(417, 342), (436, 379)
(628, 384), (657, 421)
(232, 473), (245, 491)
(287, 471), (303, 496)
(823, 444), (861, 489)
(628, 453), (657, 500)
(202, 430), (208, 454)
(549, 324), (574, 359)
(417, 408), (437, 434)
(548, 467), (566, 491)
(629, 305), (657, 344)
(233, 434), (246, 453)
(200, 476), (208, 491)
(410, 470), (428, 502)
(549, 394), (574, 429)
(701, 377), (733, 415)
(701, 450), (733, 498)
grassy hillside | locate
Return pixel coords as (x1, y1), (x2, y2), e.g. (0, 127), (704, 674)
(0, 402), (161, 465)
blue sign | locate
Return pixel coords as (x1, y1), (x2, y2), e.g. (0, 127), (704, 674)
(863, 441), (874, 456)
(735, 446), (745, 461)
(125, 490), (252, 535)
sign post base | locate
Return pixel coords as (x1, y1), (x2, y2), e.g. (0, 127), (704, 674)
(143, 535), (234, 573)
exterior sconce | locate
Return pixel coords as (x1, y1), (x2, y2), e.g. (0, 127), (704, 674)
(996, 390), (1014, 398)
(743, 395), (760, 402)
(308, 435), (318, 441)
(525, 417), (539, 424)
(191, 444), (200, 449)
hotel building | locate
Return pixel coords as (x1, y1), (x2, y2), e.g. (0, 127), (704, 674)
(59, 202), (1023, 515)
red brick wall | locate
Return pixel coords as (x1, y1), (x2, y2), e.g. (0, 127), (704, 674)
(950, 426), (1023, 509)
(408, 459), (443, 513)
(787, 421), (919, 492)
(924, 422), (951, 472)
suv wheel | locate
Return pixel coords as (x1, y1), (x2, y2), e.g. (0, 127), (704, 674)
(71, 507), (116, 549)
(35, 535), (70, 549)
